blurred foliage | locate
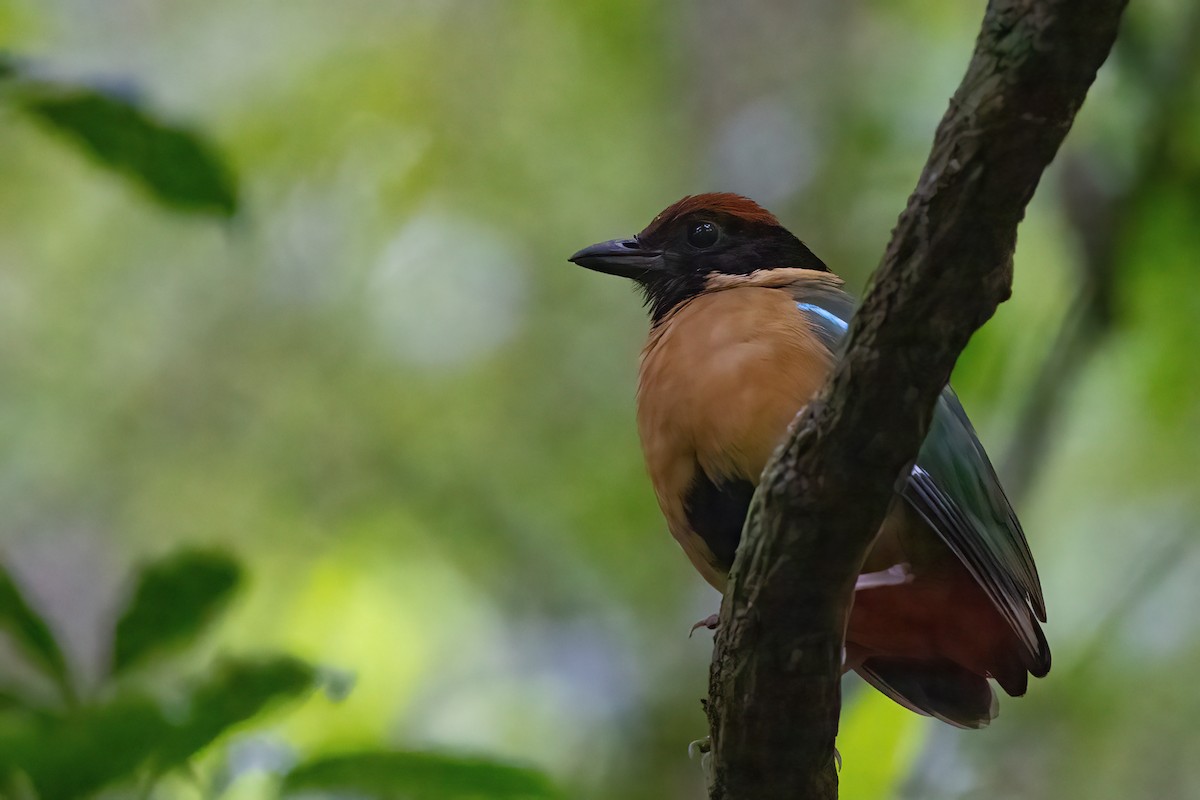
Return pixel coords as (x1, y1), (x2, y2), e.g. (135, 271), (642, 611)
(0, 550), (559, 800)
(0, 562), (71, 701)
(281, 751), (564, 800)
(0, 550), (316, 798)
(0, 55), (237, 215)
(112, 549), (241, 673)
(0, 0), (1198, 798)
(838, 691), (925, 800)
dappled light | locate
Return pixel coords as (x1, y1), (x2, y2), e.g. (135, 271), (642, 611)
(0, 0), (1198, 798)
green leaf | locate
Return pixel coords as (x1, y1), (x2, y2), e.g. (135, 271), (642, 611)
(0, 686), (56, 718)
(152, 655), (315, 770)
(112, 549), (242, 675)
(0, 694), (171, 800)
(0, 689), (24, 714)
(12, 78), (237, 216)
(0, 563), (71, 699)
(0, 657), (314, 800)
(282, 751), (564, 800)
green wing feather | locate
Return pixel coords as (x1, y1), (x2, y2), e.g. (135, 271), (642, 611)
(790, 278), (1049, 674)
(905, 390), (1049, 674)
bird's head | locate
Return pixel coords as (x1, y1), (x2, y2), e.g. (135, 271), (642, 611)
(569, 193), (828, 321)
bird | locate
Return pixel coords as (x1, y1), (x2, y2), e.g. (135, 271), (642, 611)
(568, 193), (1049, 728)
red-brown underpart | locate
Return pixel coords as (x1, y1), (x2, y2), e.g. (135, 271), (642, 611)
(847, 561), (1031, 697)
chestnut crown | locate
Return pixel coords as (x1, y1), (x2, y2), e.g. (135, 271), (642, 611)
(570, 193), (828, 321)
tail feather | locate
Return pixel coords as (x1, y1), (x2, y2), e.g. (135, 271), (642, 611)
(856, 657), (999, 729)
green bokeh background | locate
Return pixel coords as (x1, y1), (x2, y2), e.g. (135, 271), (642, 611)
(1, 0), (1199, 797)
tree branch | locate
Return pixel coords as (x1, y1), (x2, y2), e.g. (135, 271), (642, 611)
(704, 1), (1128, 798)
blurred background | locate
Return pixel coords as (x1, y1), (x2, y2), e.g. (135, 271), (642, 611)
(1, 0), (1199, 798)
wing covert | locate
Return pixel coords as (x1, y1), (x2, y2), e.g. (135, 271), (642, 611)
(788, 278), (1049, 673)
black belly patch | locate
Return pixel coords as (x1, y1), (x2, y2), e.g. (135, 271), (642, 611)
(684, 468), (755, 570)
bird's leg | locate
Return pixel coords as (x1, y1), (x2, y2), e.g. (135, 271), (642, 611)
(691, 564), (911, 637)
(688, 736), (713, 783)
(689, 613), (720, 637)
(854, 562), (913, 591)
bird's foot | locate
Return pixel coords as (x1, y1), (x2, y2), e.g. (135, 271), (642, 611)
(854, 562), (913, 591)
(688, 736), (713, 782)
(689, 613), (720, 637)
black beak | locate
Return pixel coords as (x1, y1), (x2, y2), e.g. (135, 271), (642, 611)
(568, 237), (664, 281)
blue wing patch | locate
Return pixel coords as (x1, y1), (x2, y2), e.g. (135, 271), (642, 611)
(797, 301), (848, 333)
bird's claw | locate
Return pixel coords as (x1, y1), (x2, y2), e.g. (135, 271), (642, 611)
(689, 613), (720, 637)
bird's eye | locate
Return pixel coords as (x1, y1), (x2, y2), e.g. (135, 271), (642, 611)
(687, 221), (719, 249)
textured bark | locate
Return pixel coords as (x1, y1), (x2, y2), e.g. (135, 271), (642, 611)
(704, 1), (1128, 798)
